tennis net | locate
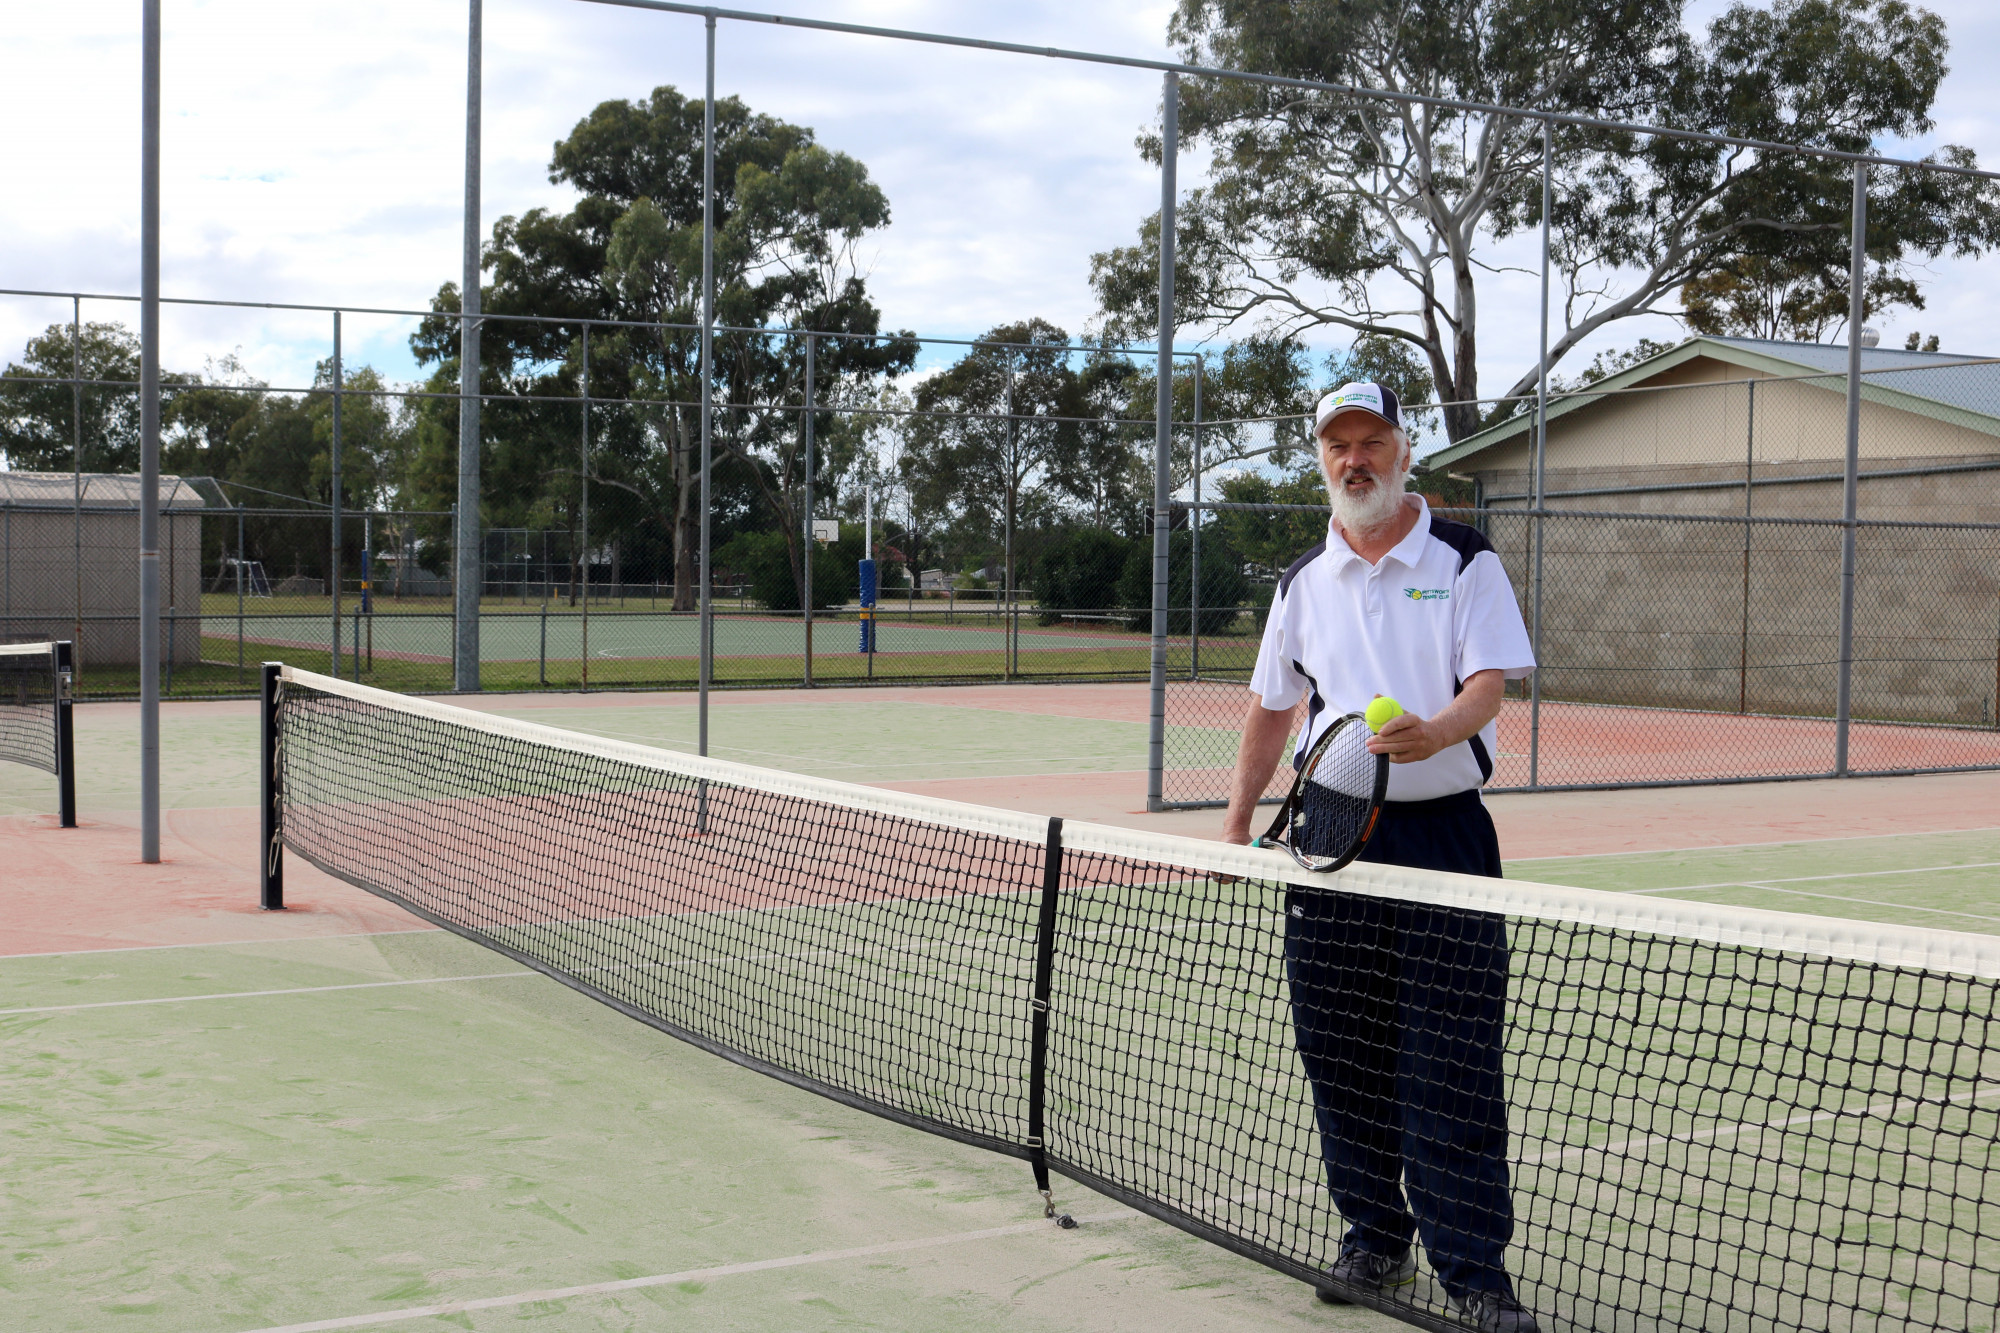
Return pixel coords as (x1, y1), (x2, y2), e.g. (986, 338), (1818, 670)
(264, 663), (2000, 1333)
(1, 641), (75, 826)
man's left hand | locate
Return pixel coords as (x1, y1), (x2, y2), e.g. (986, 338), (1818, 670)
(1366, 711), (1446, 763)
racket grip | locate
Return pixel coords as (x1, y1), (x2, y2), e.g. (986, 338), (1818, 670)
(1249, 836), (1264, 849)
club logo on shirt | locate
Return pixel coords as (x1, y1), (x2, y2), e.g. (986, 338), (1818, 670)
(1403, 587), (1450, 601)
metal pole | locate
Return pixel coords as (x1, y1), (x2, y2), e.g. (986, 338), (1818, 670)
(54, 641), (76, 828)
(1145, 72), (1177, 813)
(1834, 160), (1867, 776)
(259, 661), (283, 910)
(72, 295), (83, 663)
(1004, 368), (1015, 683)
(1528, 118), (1552, 790)
(330, 310), (343, 677)
(539, 528), (549, 686)
(236, 504), (245, 685)
(138, 0), (161, 864)
(1740, 378), (1754, 714)
(803, 332), (815, 687)
(581, 323), (591, 691)
(454, 0), (483, 692)
(1190, 355), (1202, 680)
(698, 13), (716, 765)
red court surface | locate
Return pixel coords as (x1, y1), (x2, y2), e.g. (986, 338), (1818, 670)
(6, 683), (2000, 959)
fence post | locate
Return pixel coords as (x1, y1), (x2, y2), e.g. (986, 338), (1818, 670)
(1740, 379), (1755, 714)
(1004, 367), (1016, 683)
(580, 322), (591, 693)
(1190, 356), (1202, 681)
(72, 295), (84, 661)
(1146, 72), (1178, 813)
(803, 331), (815, 688)
(1527, 117), (1552, 789)
(1835, 161), (1867, 776)
(331, 309), (343, 679)
(236, 504), (246, 686)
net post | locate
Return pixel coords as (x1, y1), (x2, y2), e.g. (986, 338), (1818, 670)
(54, 641), (76, 828)
(259, 661), (284, 911)
(1026, 815), (1071, 1227)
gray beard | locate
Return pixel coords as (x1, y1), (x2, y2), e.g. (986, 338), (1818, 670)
(1327, 465), (1410, 537)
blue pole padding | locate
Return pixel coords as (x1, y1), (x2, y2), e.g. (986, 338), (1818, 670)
(858, 558), (877, 652)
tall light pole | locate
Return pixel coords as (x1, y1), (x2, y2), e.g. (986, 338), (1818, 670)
(455, 0), (484, 691)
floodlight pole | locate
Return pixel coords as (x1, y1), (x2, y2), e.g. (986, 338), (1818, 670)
(698, 13), (716, 758)
(1529, 118), (1551, 789)
(1834, 161), (1867, 776)
(455, 0), (484, 692)
(139, 0), (162, 864)
(1145, 72), (1177, 813)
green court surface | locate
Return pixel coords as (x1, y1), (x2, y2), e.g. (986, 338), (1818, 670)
(1, 930), (1364, 1333)
(5, 697), (1999, 1331)
(214, 612), (1143, 663)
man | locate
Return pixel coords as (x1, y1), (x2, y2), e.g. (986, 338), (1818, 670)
(1220, 382), (1539, 1333)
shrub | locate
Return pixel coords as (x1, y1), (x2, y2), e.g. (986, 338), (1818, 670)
(1028, 528), (1134, 625)
(1116, 529), (1249, 635)
(718, 529), (861, 611)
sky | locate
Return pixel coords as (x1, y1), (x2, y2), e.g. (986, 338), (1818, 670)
(3, 0), (1999, 437)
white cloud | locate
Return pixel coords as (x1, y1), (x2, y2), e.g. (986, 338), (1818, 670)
(3, 0), (1997, 411)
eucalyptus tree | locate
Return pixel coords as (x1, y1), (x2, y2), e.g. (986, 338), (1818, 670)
(412, 85), (912, 609)
(1092, 0), (2000, 442)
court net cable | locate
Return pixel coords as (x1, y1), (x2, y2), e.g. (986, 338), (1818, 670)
(261, 663), (2000, 1333)
(0, 640), (76, 827)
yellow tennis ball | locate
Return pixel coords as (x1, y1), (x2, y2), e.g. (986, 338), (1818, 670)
(1364, 696), (1404, 733)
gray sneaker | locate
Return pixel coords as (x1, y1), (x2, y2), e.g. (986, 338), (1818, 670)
(1456, 1290), (1541, 1333)
(1315, 1246), (1417, 1304)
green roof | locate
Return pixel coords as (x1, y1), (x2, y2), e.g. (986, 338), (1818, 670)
(1423, 336), (2000, 471)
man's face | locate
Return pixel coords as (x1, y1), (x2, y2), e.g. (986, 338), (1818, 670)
(1317, 411), (1409, 510)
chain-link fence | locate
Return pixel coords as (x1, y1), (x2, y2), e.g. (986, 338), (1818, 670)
(0, 483), (1173, 698)
(1159, 500), (2000, 804)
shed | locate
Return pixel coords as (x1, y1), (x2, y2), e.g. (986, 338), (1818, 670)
(1, 472), (209, 669)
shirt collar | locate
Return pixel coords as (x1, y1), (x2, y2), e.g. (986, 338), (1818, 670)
(1325, 495), (1431, 570)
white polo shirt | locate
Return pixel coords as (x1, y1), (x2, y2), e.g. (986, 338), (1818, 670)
(1248, 497), (1536, 801)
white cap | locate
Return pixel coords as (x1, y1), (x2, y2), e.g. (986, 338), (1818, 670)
(1312, 381), (1402, 438)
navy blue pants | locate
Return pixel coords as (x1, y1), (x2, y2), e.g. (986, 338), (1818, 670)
(1287, 788), (1514, 1299)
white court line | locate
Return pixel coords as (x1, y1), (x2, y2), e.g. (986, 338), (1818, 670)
(1638, 883), (2000, 927)
(236, 1208), (1138, 1333)
(1626, 860), (2000, 895)
(1, 927), (441, 961)
(0, 971), (532, 1015)
(1524, 1081), (2000, 1167)
(1505, 823), (2000, 862)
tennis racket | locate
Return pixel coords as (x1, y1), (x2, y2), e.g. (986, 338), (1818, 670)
(1252, 712), (1388, 873)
